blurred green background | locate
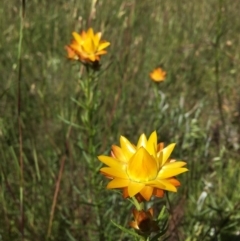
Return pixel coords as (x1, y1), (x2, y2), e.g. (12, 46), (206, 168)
(1, 0), (240, 240)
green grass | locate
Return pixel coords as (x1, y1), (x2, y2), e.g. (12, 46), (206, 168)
(1, 0), (240, 240)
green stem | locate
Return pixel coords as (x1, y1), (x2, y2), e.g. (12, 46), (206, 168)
(132, 196), (144, 211)
(153, 83), (161, 114)
(85, 69), (96, 167)
(82, 67), (104, 240)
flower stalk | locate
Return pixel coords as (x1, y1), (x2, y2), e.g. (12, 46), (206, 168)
(65, 27), (110, 240)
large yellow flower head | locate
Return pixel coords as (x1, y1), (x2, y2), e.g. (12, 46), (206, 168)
(98, 131), (188, 201)
(65, 28), (110, 63)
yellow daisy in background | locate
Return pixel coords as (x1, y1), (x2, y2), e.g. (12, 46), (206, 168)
(98, 131), (188, 201)
(65, 28), (110, 63)
(149, 67), (166, 82)
(129, 208), (159, 234)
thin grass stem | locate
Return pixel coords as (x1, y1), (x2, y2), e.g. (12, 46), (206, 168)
(46, 155), (66, 239)
(214, 0), (228, 143)
(17, 1), (26, 240)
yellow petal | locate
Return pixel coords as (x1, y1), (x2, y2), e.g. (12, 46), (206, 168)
(98, 155), (125, 169)
(137, 133), (147, 149)
(157, 167), (188, 179)
(86, 28), (94, 39)
(82, 38), (95, 54)
(127, 147), (158, 182)
(149, 179), (177, 192)
(146, 180), (165, 189)
(72, 32), (82, 44)
(94, 32), (102, 46)
(95, 50), (107, 56)
(70, 42), (85, 58)
(158, 180), (177, 192)
(111, 145), (127, 162)
(128, 181), (145, 197)
(163, 161), (187, 169)
(140, 186), (153, 201)
(107, 178), (129, 189)
(146, 131), (157, 158)
(100, 167), (128, 179)
(88, 54), (97, 62)
(120, 136), (136, 160)
(159, 143), (176, 166)
(98, 41), (111, 51)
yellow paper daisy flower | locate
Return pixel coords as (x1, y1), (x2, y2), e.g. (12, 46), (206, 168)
(65, 28), (110, 63)
(149, 67), (166, 82)
(98, 131), (188, 201)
